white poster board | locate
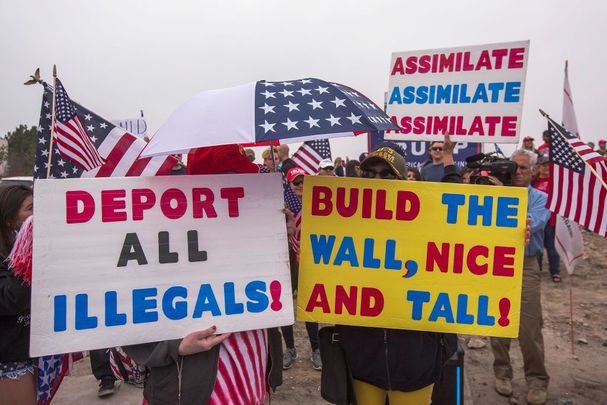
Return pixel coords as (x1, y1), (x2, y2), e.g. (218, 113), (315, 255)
(30, 173), (293, 356)
(386, 40), (529, 143)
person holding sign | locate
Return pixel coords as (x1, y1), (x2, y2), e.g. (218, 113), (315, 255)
(332, 134), (460, 405)
(0, 185), (35, 405)
(490, 149), (551, 405)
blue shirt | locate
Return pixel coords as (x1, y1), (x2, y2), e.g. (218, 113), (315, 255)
(420, 163), (445, 182)
(526, 186), (550, 257)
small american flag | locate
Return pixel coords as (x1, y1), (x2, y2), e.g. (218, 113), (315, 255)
(547, 119), (607, 237)
(53, 79), (104, 171)
(284, 186), (302, 255)
(291, 139), (332, 175)
(35, 85), (175, 180)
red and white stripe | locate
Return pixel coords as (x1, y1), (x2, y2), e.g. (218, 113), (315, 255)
(548, 141), (607, 237)
(54, 116), (104, 171)
(209, 330), (268, 405)
(80, 127), (175, 178)
(288, 211), (302, 256)
(291, 144), (322, 175)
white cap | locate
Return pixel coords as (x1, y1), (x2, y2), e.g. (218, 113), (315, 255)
(318, 158), (334, 169)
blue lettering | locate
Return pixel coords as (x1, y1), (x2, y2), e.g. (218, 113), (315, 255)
(416, 86), (428, 104)
(245, 281), (269, 313)
(456, 294), (474, 324)
(132, 288), (158, 324)
(471, 83), (489, 103)
(477, 295), (495, 326)
(429, 293), (455, 323)
(496, 197), (519, 227)
(487, 82), (505, 102)
(363, 238), (380, 268)
(105, 291), (127, 326)
(442, 193), (466, 224)
(75, 293), (98, 330)
(193, 284), (221, 317)
(224, 282), (244, 315)
(53, 295), (67, 332)
(468, 195), (493, 226)
(402, 86), (415, 104)
(459, 84), (471, 103)
(504, 82), (521, 102)
(385, 240), (402, 270)
(334, 236), (359, 267)
(310, 234), (336, 265)
(406, 290), (430, 320)
(388, 87), (402, 104)
(162, 286), (188, 320)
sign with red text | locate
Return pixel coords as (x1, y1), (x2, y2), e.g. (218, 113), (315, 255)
(30, 174), (293, 356)
(296, 176), (528, 337)
(385, 40), (529, 143)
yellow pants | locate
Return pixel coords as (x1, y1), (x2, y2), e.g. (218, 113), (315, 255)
(352, 379), (434, 405)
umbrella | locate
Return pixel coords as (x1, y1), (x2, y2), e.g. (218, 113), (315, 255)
(141, 78), (400, 157)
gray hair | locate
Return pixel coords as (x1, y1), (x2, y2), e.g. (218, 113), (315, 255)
(510, 149), (537, 166)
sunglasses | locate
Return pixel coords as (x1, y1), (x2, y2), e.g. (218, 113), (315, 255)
(430, 147), (443, 152)
(321, 166), (334, 171)
(292, 178), (304, 186)
(361, 169), (398, 180)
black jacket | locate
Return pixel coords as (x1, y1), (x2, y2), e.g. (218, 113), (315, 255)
(0, 256), (32, 362)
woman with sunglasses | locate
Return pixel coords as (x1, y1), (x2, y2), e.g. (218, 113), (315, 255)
(334, 137), (461, 405)
(420, 141), (445, 182)
(0, 185), (35, 405)
(281, 167), (323, 371)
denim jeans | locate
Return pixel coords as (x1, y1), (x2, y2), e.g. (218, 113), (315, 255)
(538, 223), (560, 276)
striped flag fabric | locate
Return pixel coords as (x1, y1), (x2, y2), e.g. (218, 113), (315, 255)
(547, 119), (607, 237)
(291, 139), (332, 175)
(35, 84), (175, 180)
(33, 84), (175, 404)
(284, 185), (303, 255)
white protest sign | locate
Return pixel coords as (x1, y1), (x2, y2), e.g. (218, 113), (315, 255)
(386, 40), (529, 143)
(30, 173), (293, 356)
(113, 117), (148, 137)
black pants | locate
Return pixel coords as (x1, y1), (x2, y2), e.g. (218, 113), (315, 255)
(90, 348), (115, 381)
(281, 322), (319, 351)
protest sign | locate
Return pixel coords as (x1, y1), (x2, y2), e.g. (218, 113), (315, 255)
(368, 132), (481, 169)
(30, 173), (293, 356)
(386, 40), (529, 143)
(296, 176), (528, 337)
(113, 117), (148, 138)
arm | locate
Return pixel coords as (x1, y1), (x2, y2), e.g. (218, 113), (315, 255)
(527, 189), (550, 234)
(441, 132), (463, 184)
(0, 262), (31, 316)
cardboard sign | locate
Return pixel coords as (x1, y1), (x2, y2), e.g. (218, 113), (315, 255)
(296, 176), (528, 338)
(31, 174), (293, 356)
(386, 41), (529, 143)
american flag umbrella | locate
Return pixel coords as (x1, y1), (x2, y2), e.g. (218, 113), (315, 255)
(141, 78), (400, 157)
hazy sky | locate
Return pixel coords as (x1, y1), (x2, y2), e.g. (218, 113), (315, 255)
(1, 0), (606, 160)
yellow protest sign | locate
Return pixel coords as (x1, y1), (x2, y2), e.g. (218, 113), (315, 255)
(296, 176), (528, 338)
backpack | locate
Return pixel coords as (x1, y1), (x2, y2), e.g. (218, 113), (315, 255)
(109, 347), (148, 386)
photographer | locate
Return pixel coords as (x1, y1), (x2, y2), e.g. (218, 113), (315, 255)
(489, 150), (551, 405)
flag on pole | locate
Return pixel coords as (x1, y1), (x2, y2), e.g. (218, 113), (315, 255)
(33, 84), (175, 404)
(290, 139), (332, 175)
(52, 79), (105, 171)
(35, 84), (175, 180)
(546, 119), (607, 237)
(555, 61), (586, 273)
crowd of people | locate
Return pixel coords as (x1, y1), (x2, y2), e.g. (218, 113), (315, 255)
(0, 131), (586, 405)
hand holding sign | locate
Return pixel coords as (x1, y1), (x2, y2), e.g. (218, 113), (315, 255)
(178, 326), (231, 356)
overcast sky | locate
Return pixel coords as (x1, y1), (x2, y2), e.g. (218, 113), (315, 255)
(1, 0), (605, 160)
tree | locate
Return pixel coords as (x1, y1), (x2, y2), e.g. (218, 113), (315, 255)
(3, 125), (37, 176)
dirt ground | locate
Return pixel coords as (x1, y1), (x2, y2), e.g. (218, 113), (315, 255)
(55, 232), (607, 405)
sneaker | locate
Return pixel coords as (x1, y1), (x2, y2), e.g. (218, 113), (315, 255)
(282, 348), (297, 370)
(527, 387), (547, 405)
(311, 349), (322, 371)
(494, 378), (512, 396)
(97, 378), (115, 398)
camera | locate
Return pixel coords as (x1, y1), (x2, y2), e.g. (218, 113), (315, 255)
(465, 153), (517, 186)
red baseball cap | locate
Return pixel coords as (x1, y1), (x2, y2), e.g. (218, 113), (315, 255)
(523, 136), (534, 141)
(286, 167), (306, 183)
(599, 139), (606, 144)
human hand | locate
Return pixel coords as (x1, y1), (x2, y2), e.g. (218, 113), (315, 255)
(525, 217), (531, 247)
(486, 175), (504, 186)
(442, 131), (456, 156)
(178, 326), (231, 356)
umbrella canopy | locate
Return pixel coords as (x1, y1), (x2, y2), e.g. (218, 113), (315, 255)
(141, 78), (400, 157)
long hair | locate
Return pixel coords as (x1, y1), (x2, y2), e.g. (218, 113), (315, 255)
(0, 185), (33, 257)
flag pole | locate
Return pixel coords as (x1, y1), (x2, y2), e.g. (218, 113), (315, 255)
(539, 109), (607, 190)
(46, 65), (58, 178)
(569, 281), (575, 355)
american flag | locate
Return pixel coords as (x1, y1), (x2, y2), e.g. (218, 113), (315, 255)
(254, 78), (395, 143)
(547, 119), (607, 237)
(291, 139), (332, 175)
(284, 185), (303, 255)
(52, 79), (105, 171)
(35, 84), (175, 180)
(33, 85), (175, 404)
